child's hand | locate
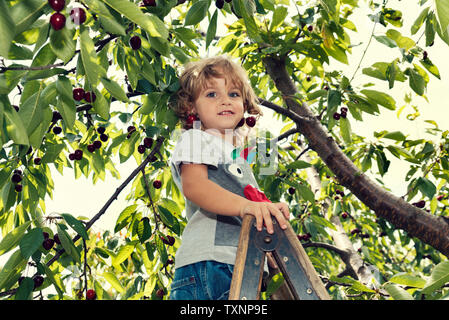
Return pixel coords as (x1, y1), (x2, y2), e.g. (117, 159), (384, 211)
(239, 200), (290, 234)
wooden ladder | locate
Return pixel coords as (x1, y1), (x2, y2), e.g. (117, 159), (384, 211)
(229, 215), (330, 300)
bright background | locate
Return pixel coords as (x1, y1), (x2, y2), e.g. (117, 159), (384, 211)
(39, 1), (449, 235)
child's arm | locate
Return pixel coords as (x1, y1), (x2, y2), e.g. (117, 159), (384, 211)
(181, 163), (290, 234)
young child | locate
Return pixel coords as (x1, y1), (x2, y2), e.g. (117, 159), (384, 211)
(168, 56), (290, 300)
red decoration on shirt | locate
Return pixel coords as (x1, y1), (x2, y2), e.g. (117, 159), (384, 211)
(243, 184), (272, 203)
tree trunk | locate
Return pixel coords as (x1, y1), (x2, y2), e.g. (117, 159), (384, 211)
(263, 56), (449, 258)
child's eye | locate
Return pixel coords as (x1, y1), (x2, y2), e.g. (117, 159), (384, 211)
(206, 92), (216, 98)
(229, 92), (240, 97)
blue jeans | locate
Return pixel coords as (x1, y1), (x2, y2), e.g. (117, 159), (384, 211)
(169, 261), (234, 300)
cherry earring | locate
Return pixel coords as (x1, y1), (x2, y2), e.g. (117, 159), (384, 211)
(186, 113), (199, 127)
(245, 116), (256, 128)
(236, 117), (245, 128)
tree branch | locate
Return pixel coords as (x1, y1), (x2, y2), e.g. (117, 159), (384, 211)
(0, 136), (166, 298)
(262, 55), (449, 258)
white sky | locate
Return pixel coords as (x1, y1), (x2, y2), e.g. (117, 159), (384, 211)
(14, 0), (449, 235)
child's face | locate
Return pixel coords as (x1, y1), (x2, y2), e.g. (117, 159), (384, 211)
(192, 76), (244, 135)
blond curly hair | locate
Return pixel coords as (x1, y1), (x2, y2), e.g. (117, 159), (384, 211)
(171, 56), (263, 130)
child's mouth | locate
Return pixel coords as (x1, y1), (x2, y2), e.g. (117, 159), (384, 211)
(218, 110), (234, 116)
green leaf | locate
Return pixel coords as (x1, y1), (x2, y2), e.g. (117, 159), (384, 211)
(184, 0), (209, 26)
(435, 0), (449, 42)
(375, 149), (390, 176)
(100, 77), (129, 102)
(56, 76), (76, 129)
(155, 234), (168, 265)
(157, 205), (175, 228)
(373, 35), (397, 48)
(114, 204), (137, 233)
(56, 224), (81, 263)
(112, 241), (138, 267)
(92, 88), (110, 120)
(389, 273), (426, 288)
(298, 185), (315, 203)
(386, 60), (398, 89)
(103, 0), (168, 38)
(270, 6), (288, 31)
(340, 117), (352, 144)
(405, 67), (425, 96)
(361, 89), (396, 110)
(80, 29), (106, 87)
(206, 10), (218, 49)
(416, 177), (436, 199)
(0, 250), (27, 290)
(2, 98), (29, 145)
(0, 2), (15, 58)
(49, 26), (76, 63)
(18, 84), (44, 136)
(10, 0), (46, 36)
(236, 0), (263, 42)
(82, 0), (127, 35)
(383, 131), (406, 141)
(384, 283), (414, 300)
(42, 264), (65, 298)
(327, 89), (342, 111)
(119, 131), (140, 163)
(411, 7), (430, 35)
(386, 29), (415, 50)
(137, 218), (152, 243)
(15, 277), (34, 300)
(148, 36), (171, 57)
(286, 160), (312, 170)
(61, 213), (89, 240)
(0, 221), (32, 256)
(19, 227), (43, 260)
(420, 58), (441, 79)
(422, 260), (449, 294)
(103, 271), (125, 293)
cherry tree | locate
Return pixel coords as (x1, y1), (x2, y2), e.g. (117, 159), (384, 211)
(1, 0), (449, 300)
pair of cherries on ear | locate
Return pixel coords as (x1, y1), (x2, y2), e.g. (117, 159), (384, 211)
(185, 114), (257, 128)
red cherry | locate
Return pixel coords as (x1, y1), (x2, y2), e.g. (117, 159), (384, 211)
(129, 36), (142, 50)
(43, 238), (55, 250)
(33, 275), (44, 288)
(87, 144), (95, 153)
(54, 234), (61, 245)
(85, 91), (96, 103)
(186, 114), (197, 125)
(236, 118), (245, 128)
(144, 137), (153, 148)
(153, 180), (162, 189)
(93, 140), (102, 149)
(86, 289), (96, 300)
(74, 149), (83, 160)
(143, 0), (156, 6)
(333, 112), (340, 120)
(73, 88), (85, 101)
(245, 116), (256, 127)
(34, 157), (42, 165)
(156, 288), (165, 299)
(48, 0), (65, 11)
(50, 12), (66, 30)
(53, 126), (62, 135)
(138, 145), (146, 154)
(97, 126), (106, 134)
(70, 8), (86, 25)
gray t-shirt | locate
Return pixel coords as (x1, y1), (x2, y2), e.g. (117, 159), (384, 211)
(169, 129), (262, 269)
